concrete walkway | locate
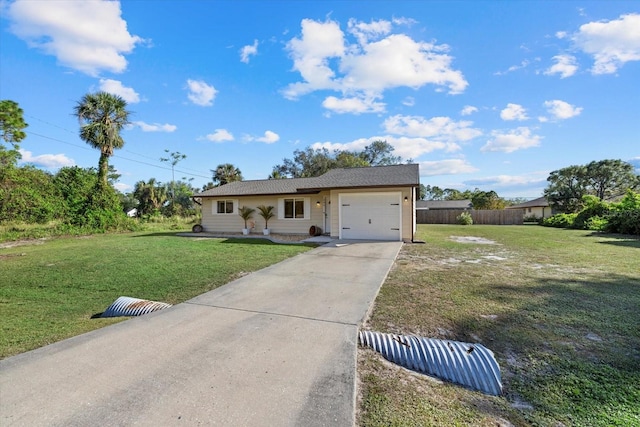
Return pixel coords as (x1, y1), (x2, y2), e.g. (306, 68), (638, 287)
(0, 240), (402, 426)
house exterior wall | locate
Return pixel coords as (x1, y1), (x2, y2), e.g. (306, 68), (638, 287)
(200, 193), (329, 235)
(526, 206), (552, 219)
(200, 186), (415, 240)
(328, 186), (415, 242)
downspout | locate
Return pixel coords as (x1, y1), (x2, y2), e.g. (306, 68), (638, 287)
(322, 196), (327, 234)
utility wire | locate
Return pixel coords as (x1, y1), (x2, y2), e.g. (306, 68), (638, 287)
(23, 113), (213, 179)
(26, 130), (211, 180)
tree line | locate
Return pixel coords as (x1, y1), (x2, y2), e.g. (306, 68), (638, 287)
(2, 96), (638, 235)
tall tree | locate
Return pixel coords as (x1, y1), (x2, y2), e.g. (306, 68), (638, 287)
(544, 165), (589, 213)
(272, 143), (404, 178)
(160, 149), (187, 201)
(423, 185), (445, 200)
(471, 190), (505, 210)
(361, 140), (402, 165)
(544, 159), (639, 213)
(585, 159), (639, 200)
(212, 163), (243, 186)
(74, 92), (131, 187)
(0, 100), (28, 166)
(134, 178), (167, 216)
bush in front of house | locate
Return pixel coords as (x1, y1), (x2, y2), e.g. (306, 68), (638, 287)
(456, 212), (473, 225)
(542, 190), (640, 235)
(605, 190), (640, 235)
(543, 213), (577, 228)
(573, 195), (611, 230)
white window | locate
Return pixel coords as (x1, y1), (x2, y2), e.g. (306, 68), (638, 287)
(278, 197), (310, 220)
(213, 199), (237, 215)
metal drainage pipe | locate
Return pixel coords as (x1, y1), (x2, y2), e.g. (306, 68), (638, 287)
(359, 330), (502, 396)
(101, 296), (172, 318)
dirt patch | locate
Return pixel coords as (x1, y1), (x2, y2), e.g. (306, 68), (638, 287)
(0, 238), (47, 249)
(450, 236), (497, 245)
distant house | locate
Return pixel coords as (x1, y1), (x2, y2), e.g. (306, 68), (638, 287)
(193, 164), (420, 242)
(416, 200), (472, 210)
(506, 197), (552, 219)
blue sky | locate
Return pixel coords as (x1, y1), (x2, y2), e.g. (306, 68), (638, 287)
(1, 0), (639, 198)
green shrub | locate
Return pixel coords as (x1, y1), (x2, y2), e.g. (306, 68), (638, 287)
(606, 208), (640, 235)
(584, 215), (608, 231)
(573, 195), (611, 229)
(604, 190), (640, 235)
(456, 212), (473, 225)
(543, 213), (577, 228)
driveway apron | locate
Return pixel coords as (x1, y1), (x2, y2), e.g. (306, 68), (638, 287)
(0, 240), (402, 426)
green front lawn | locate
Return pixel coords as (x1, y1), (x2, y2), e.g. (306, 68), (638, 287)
(0, 232), (314, 358)
(359, 225), (640, 426)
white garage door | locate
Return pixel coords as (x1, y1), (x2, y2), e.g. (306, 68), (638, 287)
(340, 193), (401, 241)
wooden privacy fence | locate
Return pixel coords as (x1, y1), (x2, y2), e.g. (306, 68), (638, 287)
(416, 209), (525, 225)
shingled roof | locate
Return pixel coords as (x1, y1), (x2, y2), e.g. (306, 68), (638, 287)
(194, 164), (420, 197)
(506, 196), (549, 209)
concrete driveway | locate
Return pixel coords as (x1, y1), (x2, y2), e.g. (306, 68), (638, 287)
(0, 240), (402, 426)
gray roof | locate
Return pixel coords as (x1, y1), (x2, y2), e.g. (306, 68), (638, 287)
(194, 164), (420, 197)
(416, 200), (472, 210)
(506, 196), (549, 209)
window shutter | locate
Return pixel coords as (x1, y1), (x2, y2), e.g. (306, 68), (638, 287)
(277, 198), (284, 220)
(304, 198), (310, 220)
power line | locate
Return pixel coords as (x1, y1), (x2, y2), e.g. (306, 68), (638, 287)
(25, 130), (212, 180)
(23, 113), (213, 179)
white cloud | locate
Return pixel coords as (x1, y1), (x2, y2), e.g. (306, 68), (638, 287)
(186, 79), (217, 106)
(500, 103), (528, 121)
(461, 105), (478, 116)
(347, 18), (392, 45)
(312, 136), (456, 160)
(240, 39), (259, 63)
(419, 159), (478, 176)
(99, 79), (140, 103)
(460, 172), (549, 197)
(114, 182), (131, 192)
(322, 95), (385, 114)
(7, 0), (143, 76)
(544, 54), (578, 78)
(131, 121), (177, 132)
(257, 130), (280, 143)
(494, 60), (530, 75)
(283, 18), (467, 112)
(481, 127), (542, 153)
(382, 115), (482, 143)
(463, 172), (548, 189)
(544, 100), (583, 119)
(203, 129), (234, 142)
(402, 97), (415, 107)
(246, 130), (280, 144)
(572, 13), (640, 74)
(18, 149), (74, 168)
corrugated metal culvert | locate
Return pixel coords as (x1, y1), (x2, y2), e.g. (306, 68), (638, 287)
(101, 296), (172, 318)
(359, 330), (502, 396)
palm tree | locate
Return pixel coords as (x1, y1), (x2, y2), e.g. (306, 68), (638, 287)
(74, 92), (131, 188)
(212, 163), (243, 186)
(238, 206), (255, 233)
(133, 178), (167, 216)
(257, 205), (275, 230)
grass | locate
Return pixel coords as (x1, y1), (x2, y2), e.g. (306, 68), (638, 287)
(0, 230), (315, 359)
(358, 225), (640, 426)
